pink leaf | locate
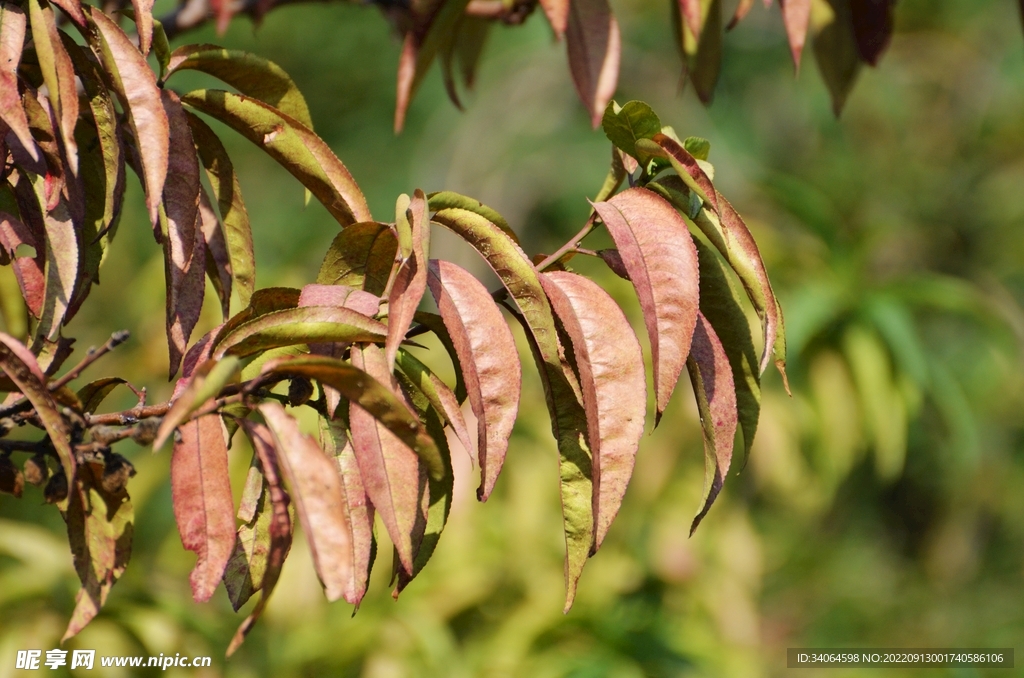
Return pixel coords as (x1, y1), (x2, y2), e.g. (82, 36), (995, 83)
(566, 0), (621, 127)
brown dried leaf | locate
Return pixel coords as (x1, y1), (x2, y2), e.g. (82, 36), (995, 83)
(427, 259), (519, 500)
(88, 7), (168, 227)
(540, 271), (645, 553)
(348, 344), (424, 575)
(566, 0), (621, 128)
(592, 187), (700, 423)
(171, 415), (235, 602)
(686, 313), (737, 534)
(260, 402), (354, 601)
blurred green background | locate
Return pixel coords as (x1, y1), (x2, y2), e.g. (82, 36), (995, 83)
(2, 0), (1024, 675)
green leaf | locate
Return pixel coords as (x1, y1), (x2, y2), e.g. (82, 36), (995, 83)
(683, 136), (711, 161)
(259, 354), (445, 481)
(317, 222), (397, 295)
(811, 0), (861, 116)
(426, 191), (518, 244)
(76, 377), (127, 413)
(431, 207), (593, 610)
(28, 0), (78, 174)
(601, 100), (662, 160)
(154, 356), (241, 449)
(690, 0), (723, 104)
(181, 89), (370, 227)
(686, 313), (737, 534)
(186, 112), (256, 308)
(212, 306), (386, 359)
(167, 46), (314, 130)
(394, 348), (473, 462)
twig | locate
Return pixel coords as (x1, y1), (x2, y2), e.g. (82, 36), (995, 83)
(49, 331), (131, 391)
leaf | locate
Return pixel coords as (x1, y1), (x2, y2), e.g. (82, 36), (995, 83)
(780, 0), (811, 70)
(393, 367), (453, 595)
(693, 238), (760, 466)
(394, 0), (474, 132)
(688, 188), (787, 384)
(62, 475), (133, 641)
(728, 0), (755, 29)
(212, 306), (386, 359)
(430, 207), (592, 609)
(413, 310), (468, 403)
(154, 356), (241, 449)
(686, 312), (737, 534)
(386, 190), (429, 370)
(591, 188), (700, 423)
(538, 0), (570, 35)
(299, 284), (379, 317)
(426, 191), (518, 244)
(199, 187), (232, 318)
(87, 7), (168, 227)
(540, 271), (645, 553)
(187, 112), (256, 308)
(678, 0), (703, 39)
(566, 0), (621, 128)
(690, 0), (723, 104)
(319, 417), (376, 605)
(651, 132), (719, 214)
(130, 0), (154, 54)
(27, 0), (78, 174)
(167, 46), (314, 130)
(182, 89), (371, 227)
(601, 100), (662, 161)
(811, 0), (861, 115)
(0, 331), (74, 491)
(0, 5), (36, 161)
(427, 259), (520, 500)
(171, 414), (235, 602)
(849, 0), (893, 66)
(684, 136), (711, 160)
(259, 402), (356, 601)
(76, 377), (127, 413)
(215, 286), (301, 344)
(227, 420), (293, 656)
(394, 348), (473, 462)
(347, 344), (423, 575)
(317, 221), (397, 295)
(259, 354), (445, 480)
(455, 17), (490, 89)
(0, 212), (45, 317)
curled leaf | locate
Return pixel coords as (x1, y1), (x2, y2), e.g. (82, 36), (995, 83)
(540, 271), (645, 552)
(212, 306), (386, 359)
(426, 191), (518, 244)
(386, 190), (429, 370)
(427, 259), (520, 500)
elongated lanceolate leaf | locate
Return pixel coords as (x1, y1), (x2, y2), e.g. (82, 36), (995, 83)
(0, 5), (36, 161)
(0, 212), (44, 316)
(678, 0), (702, 38)
(259, 402), (354, 601)
(317, 222), (397, 295)
(386, 190), (429, 370)
(427, 259), (519, 500)
(592, 188), (700, 423)
(215, 287), (300, 345)
(395, 349), (473, 461)
(540, 271), (645, 552)
(260, 354), (445, 480)
(347, 344), (423, 575)
(168, 47), (313, 130)
(320, 417), (376, 605)
(413, 311), (468, 403)
(728, 0), (755, 29)
(172, 415), (235, 602)
(431, 207), (592, 610)
(130, 0), (154, 54)
(426, 191), (518, 244)
(187, 112), (255, 307)
(686, 313), (737, 534)
(0, 332), (74, 483)
(88, 7), (168, 227)
(850, 0), (894, 66)
(28, 0), (78, 174)
(781, 0), (811, 70)
(539, 0), (570, 36)
(212, 306), (385, 359)
(652, 133), (718, 214)
(62, 476), (133, 641)
(299, 284), (379, 317)
(199, 187), (232, 318)
(77, 377), (127, 413)
(689, 0), (723, 104)
(566, 0), (621, 128)
(693, 237), (760, 466)
(811, 0), (861, 116)
(181, 89), (370, 227)
(227, 421), (293, 655)
(154, 356), (241, 449)
(690, 189), (787, 384)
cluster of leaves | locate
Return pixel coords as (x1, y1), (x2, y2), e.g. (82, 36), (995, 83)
(0, 0), (785, 655)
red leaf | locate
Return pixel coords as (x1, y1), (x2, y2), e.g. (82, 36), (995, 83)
(652, 133), (719, 215)
(539, 0), (570, 36)
(780, 0), (811, 71)
(540, 271), (645, 552)
(0, 212), (45, 316)
(171, 415), (235, 602)
(427, 259), (520, 501)
(260, 402), (355, 602)
(88, 7), (168, 228)
(348, 344), (423, 575)
(130, 0), (154, 53)
(686, 313), (737, 534)
(566, 0), (621, 128)
(0, 5), (36, 161)
(386, 189), (429, 371)
(592, 187), (700, 423)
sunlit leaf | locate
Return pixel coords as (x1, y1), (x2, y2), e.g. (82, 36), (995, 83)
(427, 191), (518, 244)
(154, 356), (241, 449)
(76, 377), (127, 414)
(0, 5), (36, 161)
(0, 211), (45, 318)
(601, 100), (662, 161)
(212, 306), (385, 359)
(386, 190), (429, 370)
(28, 0), (78, 175)
(413, 310), (468, 403)
(317, 221), (397, 295)
(566, 0), (621, 127)
(540, 271), (645, 552)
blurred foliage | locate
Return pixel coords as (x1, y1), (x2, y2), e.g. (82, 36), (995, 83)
(3, 0), (1024, 676)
